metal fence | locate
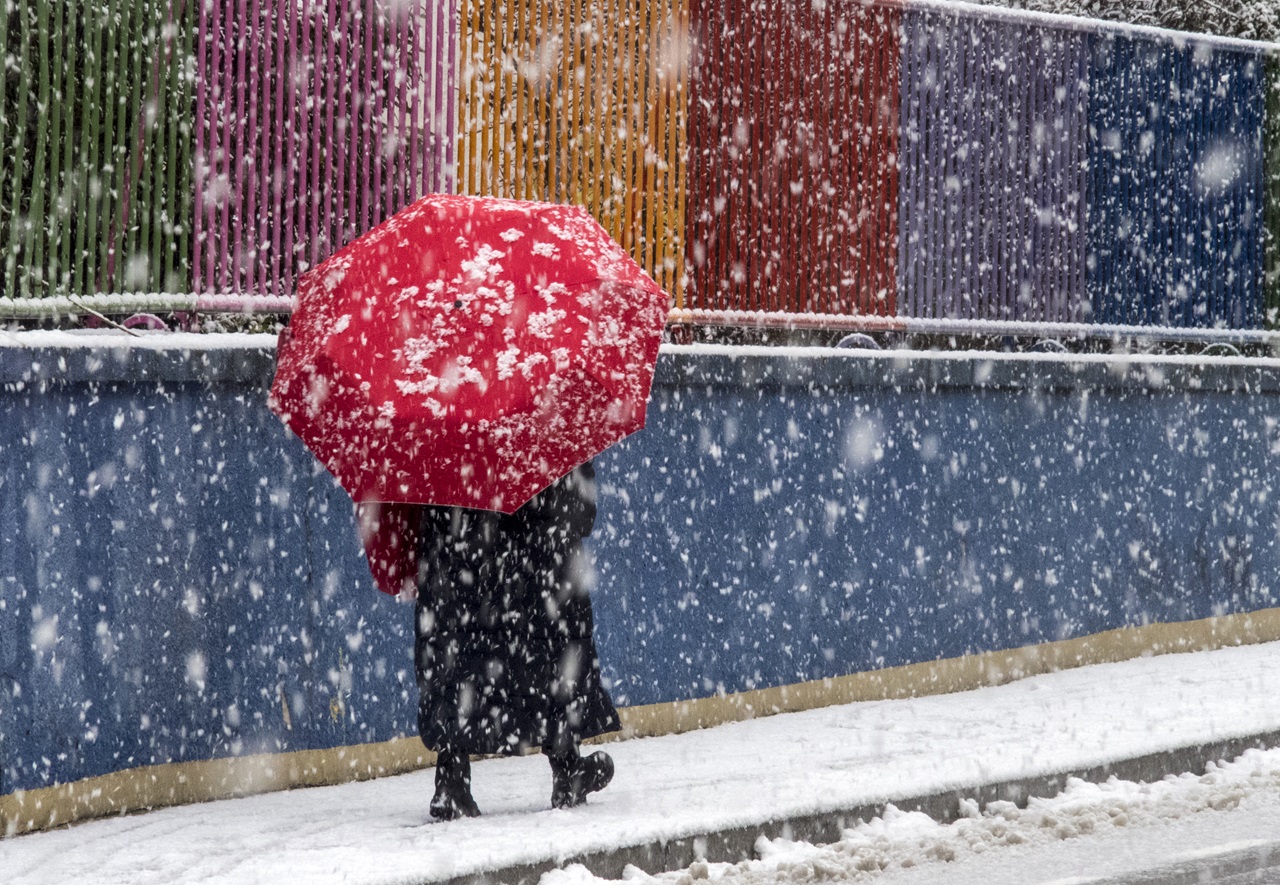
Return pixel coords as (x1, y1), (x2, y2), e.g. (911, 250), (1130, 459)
(1270, 53), (1280, 322)
(0, 0), (456, 302)
(1086, 30), (1267, 329)
(2, 0), (1280, 339)
(690, 1), (1279, 335)
(683, 0), (900, 317)
(898, 8), (1089, 324)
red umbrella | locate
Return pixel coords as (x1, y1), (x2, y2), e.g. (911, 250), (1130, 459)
(269, 195), (669, 594)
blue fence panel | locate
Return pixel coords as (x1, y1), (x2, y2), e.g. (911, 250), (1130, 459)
(1087, 33), (1267, 329)
(898, 9), (1089, 324)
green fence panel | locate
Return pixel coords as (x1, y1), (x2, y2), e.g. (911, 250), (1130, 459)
(0, 0), (195, 299)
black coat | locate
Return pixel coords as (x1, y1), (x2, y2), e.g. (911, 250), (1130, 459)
(414, 462), (620, 756)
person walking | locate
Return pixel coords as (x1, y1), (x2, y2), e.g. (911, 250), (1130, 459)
(414, 460), (620, 819)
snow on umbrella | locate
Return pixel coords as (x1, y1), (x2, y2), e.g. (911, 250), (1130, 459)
(268, 194), (670, 593)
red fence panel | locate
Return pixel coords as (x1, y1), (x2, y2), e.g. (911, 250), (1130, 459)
(684, 0), (900, 316)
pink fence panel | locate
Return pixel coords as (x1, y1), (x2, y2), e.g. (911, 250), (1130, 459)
(193, 0), (457, 297)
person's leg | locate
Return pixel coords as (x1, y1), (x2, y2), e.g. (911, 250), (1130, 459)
(546, 735), (614, 809)
(416, 508), (483, 819)
(540, 523), (618, 809)
(430, 747), (481, 820)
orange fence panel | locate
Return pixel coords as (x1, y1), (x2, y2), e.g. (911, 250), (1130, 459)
(456, 0), (688, 301)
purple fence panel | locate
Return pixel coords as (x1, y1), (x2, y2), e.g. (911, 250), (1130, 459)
(193, 0), (457, 297)
(899, 8), (1089, 323)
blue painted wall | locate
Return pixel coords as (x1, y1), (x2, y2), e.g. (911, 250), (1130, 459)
(0, 356), (419, 794)
(4, 344), (1280, 795)
(595, 354), (1280, 705)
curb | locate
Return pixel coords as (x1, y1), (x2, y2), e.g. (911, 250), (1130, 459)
(1071, 840), (1280, 885)
(438, 729), (1280, 885)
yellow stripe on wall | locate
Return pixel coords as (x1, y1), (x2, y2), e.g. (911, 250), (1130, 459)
(456, 0), (689, 303)
(8, 607), (1280, 837)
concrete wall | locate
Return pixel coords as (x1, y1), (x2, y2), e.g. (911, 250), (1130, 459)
(4, 337), (1280, 819)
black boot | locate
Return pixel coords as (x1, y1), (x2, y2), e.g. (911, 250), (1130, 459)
(549, 746), (614, 809)
(430, 749), (481, 820)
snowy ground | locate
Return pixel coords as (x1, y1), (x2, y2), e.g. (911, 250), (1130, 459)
(8, 641), (1280, 885)
(556, 751), (1280, 885)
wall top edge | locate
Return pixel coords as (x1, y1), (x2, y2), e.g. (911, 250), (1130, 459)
(3, 336), (1280, 395)
(658, 344), (1280, 395)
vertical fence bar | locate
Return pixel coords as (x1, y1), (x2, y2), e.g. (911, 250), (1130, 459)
(74, 2), (105, 295)
(606, 0), (627, 249)
(169, 1), (194, 292)
(445, 0), (459, 192)
(359, 0), (373, 231)
(226, 0), (249, 292)
(246, 0), (265, 289)
(131, 0), (156, 292)
(282, 0), (301, 292)
(26, 0), (52, 294)
(214, 0), (235, 292)
(424, 0), (441, 195)
(306, 2), (324, 272)
(670, 0), (689, 302)
(374, 0), (389, 219)
(144, 0), (163, 291)
(335, 1), (352, 253)
(109, 0), (144, 289)
(144, 0), (165, 290)
(50, 0), (74, 292)
(390, 3), (408, 213)
(347, 1), (364, 243)
(193, 0), (209, 292)
(378, 1), (393, 222)
(0, 0), (9, 297)
(318, 0), (331, 265)
(265, 1), (286, 290)
(295, 0), (311, 280)
(409, 0), (427, 197)
(1266, 52), (1280, 326)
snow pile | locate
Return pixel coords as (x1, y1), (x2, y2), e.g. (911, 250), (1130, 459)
(546, 747), (1280, 884)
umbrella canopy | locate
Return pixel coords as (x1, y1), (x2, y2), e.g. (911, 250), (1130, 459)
(269, 193), (669, 513)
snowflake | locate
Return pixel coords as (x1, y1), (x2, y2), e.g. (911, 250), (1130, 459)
(460, 244), (505, 281)
(527, 308), (567, 339)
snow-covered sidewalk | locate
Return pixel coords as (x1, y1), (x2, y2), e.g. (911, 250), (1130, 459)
(8, 642), (1280, 885)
